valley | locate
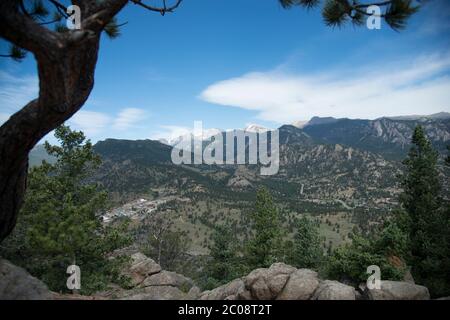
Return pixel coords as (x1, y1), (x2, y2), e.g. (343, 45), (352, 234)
(40, 113), (447, 259)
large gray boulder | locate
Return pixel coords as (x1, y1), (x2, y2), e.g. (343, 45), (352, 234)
(0, 258), (51, 300)
(118, 286), (187, 300)
(138, 270), (193, 290)
(126, 252), (162, 286)
(200, 279), (247, 300)
(312, 280), (356, 300)
(366, 280), (430, 300)
(106, 252), (198, 300)
(276, 269), (320, 300)
(244, 263), (296, 300)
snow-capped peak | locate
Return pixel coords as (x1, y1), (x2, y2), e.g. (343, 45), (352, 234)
(244, 124), (269, 133)
(291, 120), (309, 128)
(159, 128), (222, 146)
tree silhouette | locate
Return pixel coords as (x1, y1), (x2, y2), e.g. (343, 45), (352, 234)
(279, 0), (420, 30)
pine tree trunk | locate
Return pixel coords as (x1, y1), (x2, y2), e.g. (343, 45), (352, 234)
(0, 158), (28, 244)
(0, 0), (128, 243)
(0, 41), (100, 243)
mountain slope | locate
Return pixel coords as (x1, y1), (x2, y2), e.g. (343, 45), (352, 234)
(303, 117), (450, 159)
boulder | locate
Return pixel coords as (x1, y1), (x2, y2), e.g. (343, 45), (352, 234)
(126, 253), (162, 286)
(312, 280), (356, 300)
(0, 258), (51, 300)
(138, 270), (193, 291)
(119, 286), (187, 300)
(276, 269), (320, 300)
(200, 279), (246, 300)
(366, 280), (430, 300)
(244, 263), (296, 299)
(187, 286), (202, 299)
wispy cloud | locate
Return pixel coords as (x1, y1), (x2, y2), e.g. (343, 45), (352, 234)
(67, 108), (148, 139)
(68, 111), (112, 137)
(113, 108), (147, 130)
(150, 125), (193, 143)
(199, 53), (450, 122)
(0, 71), (38, 116)
(0, 113), (10, 124)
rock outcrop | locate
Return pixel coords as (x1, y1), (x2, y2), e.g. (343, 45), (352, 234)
(0, 255), (434, 300)
(200, 263), (324, 300)
(200, 263), (430, 301)
(366, 280), (430, 300)
(0, 258), (51, 300)
(312, 280), (356, 300)
(102, 252), (199, 300)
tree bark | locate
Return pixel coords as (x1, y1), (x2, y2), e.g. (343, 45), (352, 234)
(0, 39), (100, 242)
(0, 0), (128, 243)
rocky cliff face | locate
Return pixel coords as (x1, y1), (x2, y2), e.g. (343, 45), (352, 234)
(303, 117), (450, 159)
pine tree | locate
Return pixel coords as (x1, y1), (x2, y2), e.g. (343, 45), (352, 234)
(204, 225), (240, 289)
(0, 125), (131, 294)
(287, 216), (323, 269)
(245, 187), (282, 270)
(400, 125), (449, 297)
(446, 145), (450, 166)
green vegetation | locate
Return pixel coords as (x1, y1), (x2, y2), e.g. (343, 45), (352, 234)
(203, 225), (241, 290)
(141, 220), (191, 271)
(399, 126), (450, 297)
(326, 218), (408, 284)
(0, 126), (131, 294)
(3, 123), (448, 297)
(286, 216), (323, 269)
(326, 126), (450, 297)
(244, 187), (283, 270)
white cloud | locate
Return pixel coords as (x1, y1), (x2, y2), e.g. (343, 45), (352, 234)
(0, 113), (11, 125)
(150, 125), (193, 144)
(0, 70), (148, 137)
(113, 108), (147, 130)
(199, 53), (450, 122)
(67, 108), (148, 139)
(0, 71), (38, 121)
(68, 111), (112, 136)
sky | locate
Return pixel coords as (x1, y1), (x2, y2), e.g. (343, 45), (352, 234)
(1, 0), (450, 143)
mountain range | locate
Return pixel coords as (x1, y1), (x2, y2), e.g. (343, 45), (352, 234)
(28, 112), (450, 251)
(29, 112), (450, 208)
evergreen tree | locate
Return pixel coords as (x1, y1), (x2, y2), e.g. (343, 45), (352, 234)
(400, 125), (449, 297)
(446, 145), (450, 166)
(326, 230), (406, 284)
(287, 216), (323, 269)
(0, 125), (130, 294)
(244, 187), (282, 270)
(204, 225), (240, 289)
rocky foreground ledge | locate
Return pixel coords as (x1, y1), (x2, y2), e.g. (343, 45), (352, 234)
(199, 263), (430, 300)
(0, 254), (432, 300)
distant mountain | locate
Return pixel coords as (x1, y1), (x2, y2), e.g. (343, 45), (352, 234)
(28, 114), (450, 211)
(307, 116), (342, 126)
(383, 112), (450, 121)
(302, 117), (450, 160)
(28, 144), (56, 167)
(86, 126), (405, 212)
(291, 120), (309, 129)
(158, 128), (222, 146)
(244, 124), (270, 133)
(159, 124), (270, 147)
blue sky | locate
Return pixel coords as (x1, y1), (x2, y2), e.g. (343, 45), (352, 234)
(1, 0), (450, 143)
